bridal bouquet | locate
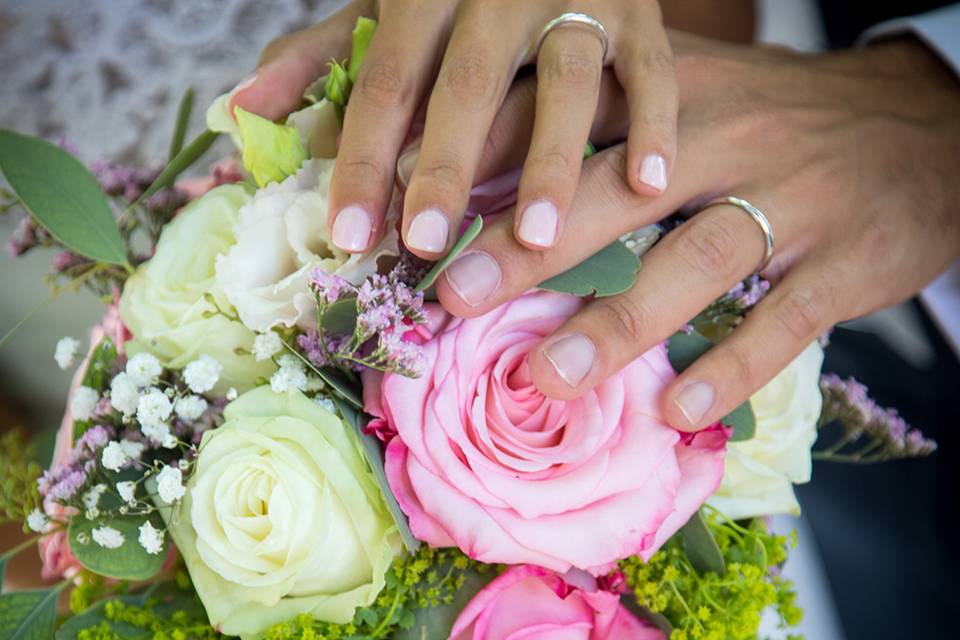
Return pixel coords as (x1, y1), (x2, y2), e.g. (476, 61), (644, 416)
(0, 18), (936, 640)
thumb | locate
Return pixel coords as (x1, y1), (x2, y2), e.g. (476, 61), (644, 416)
(229, 0), (373, 121)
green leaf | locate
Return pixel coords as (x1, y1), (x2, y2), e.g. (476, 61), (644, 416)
(0, 129), (127, 266)
(583, 140), (596, 159)
(392, 564), (495, 640)
(537, 241), (640, 297)
(321, 297), (359, 335)
(332, 397), (421, 554)
(135, 129), (219, 206)
(414, 215), (484, 294)
(0, 585), (64, 640)
(0, 555), (6, 588)
(679, 509), (726, 576)
(68, 513), (166, 581)
(235, 107), (308, 187)
(620, 594), (673, 636)
(168, 87), (194, 161)
(666, 330), (757, 441)
(73, 337), (118, 441)
(348, 17), (378, 83)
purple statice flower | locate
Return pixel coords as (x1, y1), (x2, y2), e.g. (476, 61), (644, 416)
(818, 373), (937, 460)
(376, 329), (426, 377)
(56, 136), (81, 156)
(308, 268), (355, 304)
(6, 216), (42, 257)
(48, 469), (88, 501)
(51, 250), (89, 273)
(725, 274), (770, 310)
(395, 248), (432, 288)
(357, 298), (400, 340)
(297, 330), (355, 370)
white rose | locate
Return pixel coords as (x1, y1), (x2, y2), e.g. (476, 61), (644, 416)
(160, 387), (398, 638)
(119, 184), (276, 392)
(216, 159), (398, 332)
(708, 341), (824, 520)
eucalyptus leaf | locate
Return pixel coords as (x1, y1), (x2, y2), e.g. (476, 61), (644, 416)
(332, 397), (420, 554)
(666, 330), (757, 441)
(0, 129), (127, 265)
(537, 241), (640, 297)
(0, 585), (64, 640)
(679, 509), (726, 576)
(135, 129), (219, 207)
(321, 297), (359, 335)
(620, 594), (673, 636)
(168, 87), (194, 161)
(414, 215), (483, 294)
(392, 564), (495, 640)
(68, 513), (167, 581)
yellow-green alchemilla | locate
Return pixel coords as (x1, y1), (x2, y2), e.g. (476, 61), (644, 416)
(161, 387), (400, 638)
(707, 341), (825, 520)
(119, 184), (275, 392)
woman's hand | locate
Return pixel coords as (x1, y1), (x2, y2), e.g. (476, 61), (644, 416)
(231, 0), (680, 258)
(434, 34), (960, 430)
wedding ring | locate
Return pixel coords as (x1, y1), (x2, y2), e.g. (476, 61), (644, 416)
(534, 12), (609, 60)
(703, 196), (775, 273)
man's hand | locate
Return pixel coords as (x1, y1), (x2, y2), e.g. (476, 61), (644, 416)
(434, 33), (960, 430)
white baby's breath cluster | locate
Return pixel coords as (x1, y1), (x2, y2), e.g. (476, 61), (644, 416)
(54, 336), (81, 370)
(269, 354), (308, 393)
(252, 331), (283, 361)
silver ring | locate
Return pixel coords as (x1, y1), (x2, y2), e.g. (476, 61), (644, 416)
(703, 196), (775, 273)
(534, 12), (609, 60)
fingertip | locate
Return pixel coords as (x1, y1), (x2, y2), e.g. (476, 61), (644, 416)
(515, 199), (560, 249)
(404, 208), (451, 258)
(628, 150), (669, 196)
(331, 205), (375, 253)
(663, 377), (717, 432)
(530, 333), (597, 401)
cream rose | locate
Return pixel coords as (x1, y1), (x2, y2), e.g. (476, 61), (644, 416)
(162, 387), (399, 638)
(215, 159), (398, 332)
(120, 184), (275, 391)
(708, 341), (824, 520)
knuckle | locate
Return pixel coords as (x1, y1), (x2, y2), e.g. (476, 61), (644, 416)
(773, 284), (832, 340)
(337, 156), (388, 188)
(677, 218), (739, 277)
(417, 150), (470, 193)
(541, 51), (600, 89)
(635, 48), (674, 77)
(443, 49), (498, 105)
(527, 147), (575, 181)
(355, 59), (411, 108)
(594, 295), (653, 345)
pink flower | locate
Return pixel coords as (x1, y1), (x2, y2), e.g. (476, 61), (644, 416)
(450, 565), (665, 640)
(368, 291), (727, 573)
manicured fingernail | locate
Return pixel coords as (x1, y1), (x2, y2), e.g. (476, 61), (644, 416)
(331, 206), (372, 251)
(674, 380), (716, 425)
(518, 200), (558, 247)
(407, 208), (449, 253)
(544, 334), (596, 387)
(396, 142), (420, 188)
(444, 251), (501, 306)
(639, 153), (668, 192)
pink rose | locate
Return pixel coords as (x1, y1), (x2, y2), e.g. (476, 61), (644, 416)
(370, 291), (727, 573)
(451, 565), (665, 639)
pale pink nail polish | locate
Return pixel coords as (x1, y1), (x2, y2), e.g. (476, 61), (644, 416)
(332, 206), (372, 251)
(227, 73), (258, 111)
(407, 208), (449, 253)
(518, 200), (558, 247)
(674, 380), (716, 425)
(639, 153), (668, 192)
(444, 252), (501, 307)
(544, 334), (596, 387)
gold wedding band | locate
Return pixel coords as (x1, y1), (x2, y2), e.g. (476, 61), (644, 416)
(702, 196), (775, 273)
(534, 12), (609, 60)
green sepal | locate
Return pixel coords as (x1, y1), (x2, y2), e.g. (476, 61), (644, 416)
(348, 17), (378, 83)
(234, 107), (307, 187)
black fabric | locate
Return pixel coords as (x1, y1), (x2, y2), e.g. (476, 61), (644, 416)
(797, 303), (959, 639)
(816, 0), (955, 48)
